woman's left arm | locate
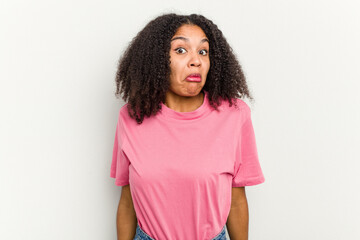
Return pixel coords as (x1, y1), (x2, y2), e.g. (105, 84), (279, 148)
(226, 187), (249, 240)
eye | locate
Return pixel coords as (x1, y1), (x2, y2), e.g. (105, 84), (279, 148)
(175, 47), (187, 54)
(199, 49), (208, 56)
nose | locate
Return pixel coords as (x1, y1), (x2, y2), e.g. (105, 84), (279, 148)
(188, 52), (201, 68)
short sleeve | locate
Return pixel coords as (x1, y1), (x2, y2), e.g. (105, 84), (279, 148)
(110, 109), (130, 186)
(232, 103), (265, 187)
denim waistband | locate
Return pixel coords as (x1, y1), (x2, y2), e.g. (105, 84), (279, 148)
(133, 223), (227, 240)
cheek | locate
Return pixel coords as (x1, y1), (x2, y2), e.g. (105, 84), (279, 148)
(169, 63), (177, 78)
(169, 60), (182, 78)
(204, 59), (210, 73)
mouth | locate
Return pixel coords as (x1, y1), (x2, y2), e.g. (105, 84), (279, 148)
(186, 73), (201, 82)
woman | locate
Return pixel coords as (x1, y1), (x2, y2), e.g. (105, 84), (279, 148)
(111, 13), (265, 240)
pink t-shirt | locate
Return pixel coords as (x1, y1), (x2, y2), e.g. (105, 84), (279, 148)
(110, 89), (265, 240)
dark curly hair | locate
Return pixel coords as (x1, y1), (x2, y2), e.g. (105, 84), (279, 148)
(115, 13), (254, 124)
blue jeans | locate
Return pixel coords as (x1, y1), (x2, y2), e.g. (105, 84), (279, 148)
(133, 223), (228, 240)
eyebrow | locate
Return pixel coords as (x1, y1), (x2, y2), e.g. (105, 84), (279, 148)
(170, 36), (209, 43)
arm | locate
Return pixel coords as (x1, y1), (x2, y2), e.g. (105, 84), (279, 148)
(226, 187), (249, 240)
(116, 184), (137, 240)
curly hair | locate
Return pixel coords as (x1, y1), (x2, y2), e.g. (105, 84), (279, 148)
(115, 13), (254, 124)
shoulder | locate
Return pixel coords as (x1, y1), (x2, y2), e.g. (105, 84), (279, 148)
(214, 98), (251, 128)
(115, 103), (130, 130)
(234, 98), (250, 112)
(119, 102), (128, 114)
(235, 98), (252, 123)
(117, 103), (140, 129)
(220, 97), (251, 117)
(117, 103), (131, 121)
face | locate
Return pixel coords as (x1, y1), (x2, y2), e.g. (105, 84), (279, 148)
(168, 24), (210, 96)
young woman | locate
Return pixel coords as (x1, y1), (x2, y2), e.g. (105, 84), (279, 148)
(111, 13), (265, 240)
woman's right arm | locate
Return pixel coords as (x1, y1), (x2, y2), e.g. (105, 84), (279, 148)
(116, 184), (137, 240)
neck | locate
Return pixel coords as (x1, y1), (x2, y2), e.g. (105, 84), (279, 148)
(164, 90), (204, 112)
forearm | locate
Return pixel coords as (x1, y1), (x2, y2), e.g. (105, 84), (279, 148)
(116, 204), (137, 240)
(226, 199), (249, 240)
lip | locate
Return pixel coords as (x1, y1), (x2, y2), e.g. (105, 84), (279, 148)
(186, 73), (201, 82)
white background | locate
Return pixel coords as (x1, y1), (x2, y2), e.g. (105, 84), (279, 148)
(1, 0), (359, 239)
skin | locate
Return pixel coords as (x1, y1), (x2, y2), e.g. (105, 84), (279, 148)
(164, 24), (210, 112)
(116, 185), (137, 240)
(117, 24), (249, 240)
(227, 187), (249, 240)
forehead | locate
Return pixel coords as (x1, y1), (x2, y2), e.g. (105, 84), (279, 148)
(172, 24), (208, 40)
